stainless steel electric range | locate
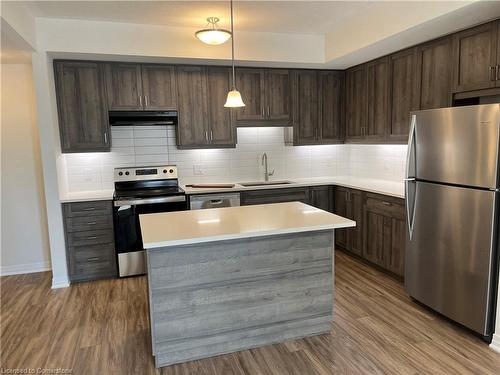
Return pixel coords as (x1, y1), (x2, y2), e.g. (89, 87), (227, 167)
(113, 165), (187, 277)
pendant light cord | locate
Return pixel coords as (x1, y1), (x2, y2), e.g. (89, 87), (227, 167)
(230, 0), (236, 90)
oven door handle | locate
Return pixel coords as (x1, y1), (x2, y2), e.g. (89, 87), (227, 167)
(114, 195), (186, 206)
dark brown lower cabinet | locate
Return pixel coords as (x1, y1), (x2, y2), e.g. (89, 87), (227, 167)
(240, 185), (333, 212)
(334, 188), (406, 278)
(309, 186), (333, 212)
(363, 193), (406, 277)
(63, 200), (117, 283)
(240, 187), (310, 206)
(333, 187), (363, 256)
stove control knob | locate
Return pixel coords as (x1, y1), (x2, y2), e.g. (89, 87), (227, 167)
(169, 169), (174, 174)
(125, 171), (130, 176)
(163, 169), (167, 174)
(118, 172), (123, 176)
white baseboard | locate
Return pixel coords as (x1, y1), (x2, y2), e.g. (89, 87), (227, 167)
(51, 275), (70, 289)
(0, 261), (51, 276)
(490, 334), (500, 353)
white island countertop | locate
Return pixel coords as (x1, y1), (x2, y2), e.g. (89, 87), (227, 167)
(140, 201), (356, 249)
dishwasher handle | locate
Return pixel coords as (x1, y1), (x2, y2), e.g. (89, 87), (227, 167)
(190, 193), (241, 210)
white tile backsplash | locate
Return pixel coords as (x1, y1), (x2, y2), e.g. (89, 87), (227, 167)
(59, 126), (407, 194)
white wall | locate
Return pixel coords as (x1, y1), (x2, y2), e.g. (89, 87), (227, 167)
(1, 63), (51, 275)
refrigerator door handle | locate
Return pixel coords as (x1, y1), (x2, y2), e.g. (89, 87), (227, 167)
(406, 114), (417, 179)
(405, 177), (417, 240)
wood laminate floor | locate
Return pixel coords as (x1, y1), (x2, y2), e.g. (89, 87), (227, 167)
(1, 251), (499, 374)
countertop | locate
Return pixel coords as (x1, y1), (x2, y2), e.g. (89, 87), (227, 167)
(59, 176), (405, 203)
(183, 176), (405, 199)
(59, 189), (114, 203)
(139, 201), (356, 249)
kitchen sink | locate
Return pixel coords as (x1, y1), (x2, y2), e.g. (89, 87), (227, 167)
(238, 180), (294, 187)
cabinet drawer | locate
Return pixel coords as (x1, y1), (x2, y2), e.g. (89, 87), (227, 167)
(241, 188), (310, 206)
(365, 194), (405, 221)
(70, 243), (115, 263)
(67, 229), (114, 246)
(65, 215), (113, 232)
(63, 200), (112, 217)
(70, 258), (117, 282)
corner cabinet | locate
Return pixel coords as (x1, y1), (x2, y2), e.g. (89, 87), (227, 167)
(104, 63), (177, 110)
(176, 66), (235, 148)
(292, 70), (344, 145)
(333, 187), (364, 256)
(54, 61), (110, 153)
(234, 68), (291, 127)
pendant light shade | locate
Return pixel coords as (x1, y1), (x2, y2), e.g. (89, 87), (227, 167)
(195, 17), (231, 45)
(225, 0), (245, 108)
(224, 89), (245, 107)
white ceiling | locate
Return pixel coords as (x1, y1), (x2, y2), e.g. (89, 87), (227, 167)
(25, 0), (463, 35)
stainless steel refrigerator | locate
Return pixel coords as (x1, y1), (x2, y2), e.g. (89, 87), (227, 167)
(405, 104), (500, 340)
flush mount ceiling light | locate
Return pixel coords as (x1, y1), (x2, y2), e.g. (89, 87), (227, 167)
(224, 0), (245, 108)
(195, 17), (231, 45)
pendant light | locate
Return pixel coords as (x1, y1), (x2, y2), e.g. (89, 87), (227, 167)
(224, 0), (245, 108)
(195, 17), (231, 45)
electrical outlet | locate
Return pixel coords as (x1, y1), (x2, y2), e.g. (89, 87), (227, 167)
(193, 164), (203, 175)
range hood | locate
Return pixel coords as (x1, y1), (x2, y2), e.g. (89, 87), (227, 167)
(109, 111), (178, 126)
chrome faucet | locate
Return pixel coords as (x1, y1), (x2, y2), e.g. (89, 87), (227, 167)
(261, 152), (275, 182)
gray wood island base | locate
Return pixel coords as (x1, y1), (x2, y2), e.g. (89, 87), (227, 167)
(139, 202), (355, 368)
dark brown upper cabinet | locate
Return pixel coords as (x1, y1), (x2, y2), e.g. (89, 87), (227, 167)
(292, 70), (319, 144)
(54, 61), (110, 153)
(234, 68), (291, 126)
(176, 66), (234, 149)
(453, 21), (498, 93)
(319, 71), (344, 143)
(141, 65), (177, 110)
(105, 63), (177, 111)
(366, 57), (390, 142)
(266, 69), (291, 123)
(417, 36), (453, 110)
(345, 65), (367, 142)
(292, 70), (344, 145)
(105, 63), (143, 110)
(388, 47), (420, 143)
(206, 66), (235, 147)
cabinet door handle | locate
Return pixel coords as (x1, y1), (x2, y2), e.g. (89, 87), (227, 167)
(82, 207), (96, 211)
(205, 131), (209, 142)
(382, 201), (392, 206)
(496, 66), (499, 81)
(262, 107), (265, 117)
(144, 95), (148, 107)
(104, 132), (108, 143)
(139, 95), (143, 107)
(210, 130), (213, 141)
(267, 106), (270, 118)
(86, 236), (98, 240)
(87, 257), (100, 262)
(87, 222), (97, 225)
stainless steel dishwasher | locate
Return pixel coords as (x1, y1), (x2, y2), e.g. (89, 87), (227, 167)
(189, 192), (241, 210)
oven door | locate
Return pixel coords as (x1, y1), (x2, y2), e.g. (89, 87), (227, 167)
(113, 196), (187, 277)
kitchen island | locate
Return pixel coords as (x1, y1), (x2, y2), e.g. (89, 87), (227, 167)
(139, 202), (355, 368)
